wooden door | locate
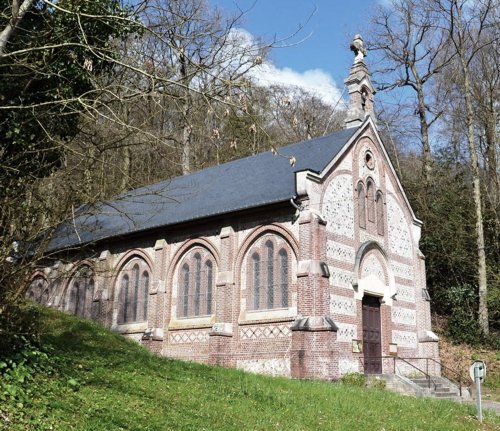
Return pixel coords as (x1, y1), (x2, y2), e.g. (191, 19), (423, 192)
(362, 295), (382, 374)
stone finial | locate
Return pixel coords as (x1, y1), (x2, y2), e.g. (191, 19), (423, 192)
(344, 34), (376, 129)
(350, 34), (367, 63)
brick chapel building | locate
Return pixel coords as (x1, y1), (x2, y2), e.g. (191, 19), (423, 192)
(27, 36), (440, 380)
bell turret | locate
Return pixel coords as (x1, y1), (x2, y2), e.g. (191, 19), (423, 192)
(344, 35), (376, 128)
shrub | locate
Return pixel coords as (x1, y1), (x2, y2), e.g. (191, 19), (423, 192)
(0, 301), (53, 421)
(340, 372), (366, 387)
(368, 377), (386, 390)
(0, 301), (41, 360)
(434, 284), (483, 344)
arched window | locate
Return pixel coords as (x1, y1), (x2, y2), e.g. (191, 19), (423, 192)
(247, 235), (292, 311)
(194, 253), (201, 316)
(366, 179), (375, 222)
(40, 288), (50, 305)
(75, 280), (86, 317)
(132, 264), (140, 321)
(117, 258), (150, 324)
(206, 261), (213, 315)
(141, 271), (149, 321)
(252, 253), (261, 309)
(177, 247), (216, 318)
(182, 264), (190, 317)
(66, 267), (95, 319)
(266, 241), (274, 309)
(357, 182), (366, 229)
(376, 191), (385, 235)
(279, 249), (289, 308)
(36, 281), (44, 302)
(26, 276), (48, 304)
(121, 274), (130, 323)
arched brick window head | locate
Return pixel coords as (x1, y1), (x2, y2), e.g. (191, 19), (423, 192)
(118, 258), (150, 324)
(178, 247), (215, 318)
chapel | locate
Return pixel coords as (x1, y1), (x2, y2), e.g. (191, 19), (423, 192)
(26, 35), (440, 380)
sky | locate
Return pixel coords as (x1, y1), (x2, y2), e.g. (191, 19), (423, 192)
(212, 0), (389, 104)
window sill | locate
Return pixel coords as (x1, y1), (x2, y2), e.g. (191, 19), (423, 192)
(239, 307), (297, 324)
(112, 321), (148, 334)
(168, 314), (216, 330)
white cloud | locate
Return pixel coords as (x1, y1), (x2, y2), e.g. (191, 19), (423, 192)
(229, 28), (343, 106)
(250, 63), (343, 106)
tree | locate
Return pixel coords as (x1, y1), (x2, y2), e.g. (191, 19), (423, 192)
(263, 84), (345, 144)
(370, 0), (499, 337)
(431, 0), (497, 335)
(369, 0), (450, 184)
(369, 0), (455, 184)
(0, 0), (274, 308)
(136, 0), (268, 174)
(0, 0), (139, 303)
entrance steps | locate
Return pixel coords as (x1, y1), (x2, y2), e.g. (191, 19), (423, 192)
(373, 374), (470, 401)
(410, 377), (460, 399)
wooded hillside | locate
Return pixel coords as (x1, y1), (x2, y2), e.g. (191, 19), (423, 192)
(0, 0), (498, 373)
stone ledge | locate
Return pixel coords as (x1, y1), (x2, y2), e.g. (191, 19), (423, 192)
(291, 316), (338, 332)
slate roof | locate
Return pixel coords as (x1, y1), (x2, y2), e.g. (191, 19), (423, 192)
(48, 126), (359, 251)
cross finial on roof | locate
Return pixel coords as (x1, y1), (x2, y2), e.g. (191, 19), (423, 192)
(350, 34), (367, 63)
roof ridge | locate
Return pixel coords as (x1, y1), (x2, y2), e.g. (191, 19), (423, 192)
(119, 127), (357, 197)
(48, 126), (359, 251)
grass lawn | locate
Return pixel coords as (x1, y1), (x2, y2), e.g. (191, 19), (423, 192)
(2, 308), (499, 431)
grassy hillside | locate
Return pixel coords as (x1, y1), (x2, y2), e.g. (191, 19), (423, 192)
(1, 308), (499, 431)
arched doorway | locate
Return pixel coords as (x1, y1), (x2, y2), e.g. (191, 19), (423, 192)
(362, 295), (382, 374)
(353, 241), (396, 375)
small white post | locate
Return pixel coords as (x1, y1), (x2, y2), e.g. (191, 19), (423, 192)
(474, 365), (483, 423)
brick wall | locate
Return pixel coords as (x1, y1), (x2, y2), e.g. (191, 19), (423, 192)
(31, 122), (439, 380)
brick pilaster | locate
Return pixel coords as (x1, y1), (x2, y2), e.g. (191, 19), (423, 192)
(143, 239), (169, 352)
(209, 226), (236, 367)
(291, 209), (338, 379)
(95, 250), (113, 327)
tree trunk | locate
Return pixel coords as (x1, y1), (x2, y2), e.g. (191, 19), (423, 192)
(417, 88), (432, 184)
(411, 64), (433, 184)
(461, 57), (489, 335)
(83, 145), (95, 199)
(485, 109), (499, 228)
(178, 45), (192, 175)
(180, 116), (192, 175)
(121, 145), (131, 192)
(0, 0), (35, 55)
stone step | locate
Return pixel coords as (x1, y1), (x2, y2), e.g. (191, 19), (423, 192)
(431, 386), (451, 392)
(380, 375), (465, 401)
(414, 383), (445, 390)
(411, 379), (444, 389)
(435, 394), (459, 399)
(409, 378), (461, 399)
(435, 390), (457, 397)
